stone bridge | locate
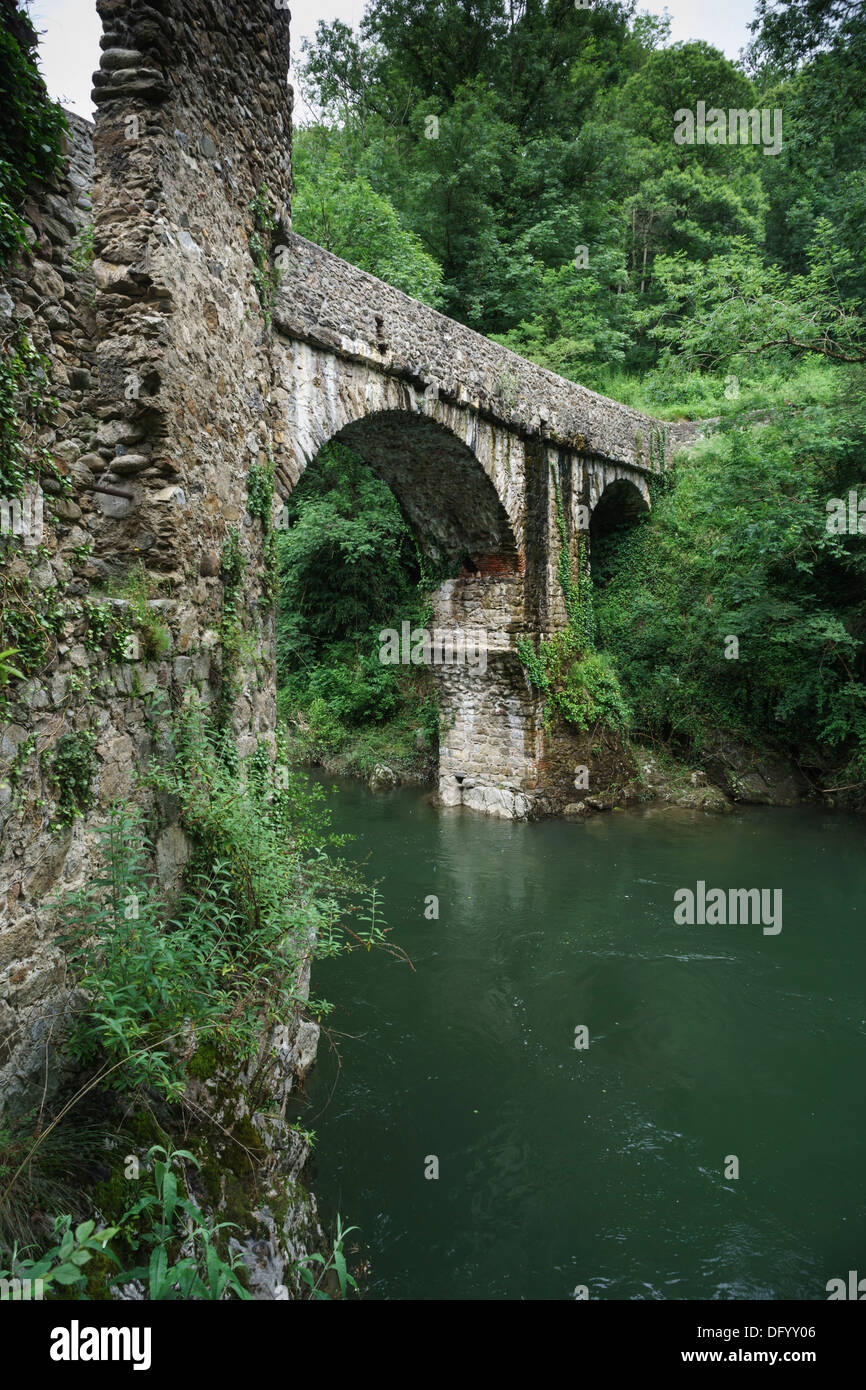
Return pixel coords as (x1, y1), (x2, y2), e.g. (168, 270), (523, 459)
(270, 233), (681, 815)
(0, 0), (712, 1104)
(72, 0), (690, 822)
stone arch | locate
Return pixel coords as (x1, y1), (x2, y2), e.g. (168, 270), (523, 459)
(272, 339), (527, 561)
(590, 476), (650, 534)
(274, 381), (536, 818)
(331, 410), (520, 576)
(588, 476), (650, 588)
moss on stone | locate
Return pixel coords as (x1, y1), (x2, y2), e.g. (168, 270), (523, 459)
(186, 1038), (222, 1081)
(123, 1106), (171, 1151)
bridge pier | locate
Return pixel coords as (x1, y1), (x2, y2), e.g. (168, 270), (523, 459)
(425, 452), (650, 819)
(432, 572), (542, 819)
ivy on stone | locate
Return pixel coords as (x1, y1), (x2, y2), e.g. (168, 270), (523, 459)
(517, 464), (630, 734)
(247, 457), (278, 605)
(0, 0), (67, 267)
(248, 183), (281, 331)
(216, 529), (247, 731)
(42, 731), (97, 828)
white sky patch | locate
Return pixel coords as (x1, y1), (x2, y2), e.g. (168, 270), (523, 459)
(29, 0), (759, 120)
(28, 0), (100, 118)
(661, 0), (757, 60)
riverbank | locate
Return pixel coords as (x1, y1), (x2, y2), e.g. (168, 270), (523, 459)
(278, 704), (438, 791)
(281, 708), (849, 820)
(0, 714), (367, 1301)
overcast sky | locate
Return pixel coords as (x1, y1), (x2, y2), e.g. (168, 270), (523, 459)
(28, 0), (760, 120)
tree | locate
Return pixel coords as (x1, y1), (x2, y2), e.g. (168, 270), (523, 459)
(276, 443), (421, 676)
(642, 222), (866, 369)
(746, 0), (866, 72)
(291, 128), (444, 306)
(615, 41), (762, 170)
(0, 0), (66, 264)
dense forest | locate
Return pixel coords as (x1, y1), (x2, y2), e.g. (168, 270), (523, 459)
(279, 0), (866, 805)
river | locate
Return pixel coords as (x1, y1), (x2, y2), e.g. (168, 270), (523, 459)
(300, 776), (866, 1300)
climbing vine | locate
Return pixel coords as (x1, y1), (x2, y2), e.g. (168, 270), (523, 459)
(0, 570), (65, 697)
(0, 2), (67, 268)
(0, 323), (63, 496)
(70, 221), (96, 305)
(247, 456), (278, 605)
(41, 731), (97, 827)
(247, 457), (274, 526)
(216, 529), (246, 731)
(648, 423), (668, 472)
(0, 3), (72, 698)
(70, 222), (94, 276)
(0, 309), (67, 703)
(77, 569), (169, 671)
(517, 464), (630, 733)
(248, 183), (281, 332)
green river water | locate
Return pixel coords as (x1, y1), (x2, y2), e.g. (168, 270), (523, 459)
(300, 777), (866, 1300)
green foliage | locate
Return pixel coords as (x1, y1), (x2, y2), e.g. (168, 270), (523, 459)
(516, 625), (631, 735)
(595, 386), (866, 794)
(53, 700), (398, 1108)
(42, 732), (96, 827)
(150, 699), (393, 964)
(0, 1108), (112, 1257)
(356, 884), (386, 951)
(753, 11), (866, 306)
(493, 238), (634, 375)
(593, 357), (840, 420)
(518, 467), (630, 735)
(247, 460), (277, 604)
(303, 655), (403, 726)
(276, 443), (422, 668)
(220, 529), (245, 593)
(69, 223), (96, 307)
(293, 1), (866, 393)
(82, 599), (117, 653)
(217, 529), (246, 726)
(81, 571), (169, 664)
(121, 568), (171, 659)
(58, 804), (237, 1098)
(275, 441), (439, 777)
(291, 130), (444, 305)
(0, 566), (65, 714)
(0, 320), (60, 496)
(282, 691), (438, 784)
(250, 182), (279, 236)
(643, 223), (866, 369)
(0, 2), (67, 527)
(248, 182), (281, 330)
(294, 1213), (359, 1299)
(747, 0), (862, 74)
(0, 1145), (250, 1301)
(0, 708), (387, 1300)
(0, 647), (23, 688)
(70, 222), (94, 274)
(112, 1145), (250, 1301)
(0, 1215), (119, 1299)
(247, 457), (275, 527)
(292, 1), (866, 799)
(150, 707), (342, 957)
(296, 11), (774, 352)
(648, 424), (668, 471)
(615, 40), (761, 163)
(0, 1), (67, 267)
